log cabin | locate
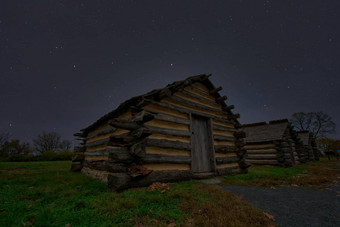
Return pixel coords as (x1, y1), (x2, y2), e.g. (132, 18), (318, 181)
(296, 131), (319, 161)
(242, 119), (303, 167)
(72, 74), (248, 191)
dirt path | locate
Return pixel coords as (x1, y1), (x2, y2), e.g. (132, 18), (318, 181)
(222, 183), (340, 227)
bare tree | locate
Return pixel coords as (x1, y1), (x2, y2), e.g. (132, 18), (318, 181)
(33, 132), (62, 153)
(290, 112), (336, 138)
(60, 139), (72, 150)
(0, 132), (11, 149)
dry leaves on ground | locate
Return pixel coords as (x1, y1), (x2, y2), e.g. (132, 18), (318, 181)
(147, 182), (169, 193)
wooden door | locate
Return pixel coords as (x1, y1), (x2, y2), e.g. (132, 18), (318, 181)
(191, 115), (214, 173)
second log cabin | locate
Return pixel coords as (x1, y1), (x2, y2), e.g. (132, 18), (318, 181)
(242, 119), (304, 167)
(73, 74), (249, 190)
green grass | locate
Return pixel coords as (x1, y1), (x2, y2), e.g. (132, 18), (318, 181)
(0, 161), (272, 226)
(221, 159), (340, 188)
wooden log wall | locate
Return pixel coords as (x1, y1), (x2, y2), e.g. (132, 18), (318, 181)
(245, 142), (280, 166)
(73, 79), (247, 189)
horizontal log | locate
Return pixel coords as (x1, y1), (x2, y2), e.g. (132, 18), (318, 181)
(216, 156), (239, 164)
(147, 125), (190, 137)
(141, 154), (191, 164)
(246, 154), (277, 160)
(210, 86), (222, 95)
(87, 126), (116, 140)
(109, 128), (151, 146)
(109, 119), (140, 130)
(181, 90), (219, 107)
(169, 95), (226, 116)
(74, 132), (86, 137)
(215, 145), (239, 153)
(246, 160), (279, 165)
(108, 170), (194, 191)
(145, 99), (234, 125)
(85, 137), (111, 148)
(146, 138), (191, 150)
(213, 134), (235, 142)
(247, 149), (277, 154)
(85, 147), (135, 162)
(154, 112), (190, 125)
(212, 124), (236, 132)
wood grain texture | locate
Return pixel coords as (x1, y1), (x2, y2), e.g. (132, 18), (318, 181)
(191, 115), (215, 173)
(146, 146), (190, 157)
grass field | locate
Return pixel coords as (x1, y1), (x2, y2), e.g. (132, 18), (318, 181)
(0, 161), (271, 226)
(221, 158), (340, 188)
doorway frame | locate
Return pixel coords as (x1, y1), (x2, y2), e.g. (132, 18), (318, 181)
(189, 113), (216, 174)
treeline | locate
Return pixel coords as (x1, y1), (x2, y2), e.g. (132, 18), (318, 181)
(0, 132), (77, 162)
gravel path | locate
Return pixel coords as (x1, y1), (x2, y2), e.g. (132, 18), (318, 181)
(221, 183), (340, 227)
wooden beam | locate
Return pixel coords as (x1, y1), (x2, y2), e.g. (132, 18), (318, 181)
(85, 137), (111, 148)
(216, 96), (227, 103)
(212, 124), (236, 132)
(210, 86), (222, 95)
(169, 95), (226, 116)
(109, 119), (140, 130)
(181, 90), (219, 107)
(145, 99), (233, 124)
(74, 132), (86, 137)
(246, 155), (277, 160)
(214, 145), (238, 153)
(246, 160), (279, 165)
(216, 156), (239, 164)
(154, 112), (190, 125)
(247, 149), (277, 154)
(146, 138), (191, 150)
(86, 127), (116, 140)
(213, 135), (235, 142)
(141, 154), (191, 164)
(109, 128), (151, 146)
(107, 170), (194, 191)
(147, 125), (190, 137)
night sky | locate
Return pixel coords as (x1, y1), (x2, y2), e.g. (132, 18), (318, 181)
(1, 0), (339, 145)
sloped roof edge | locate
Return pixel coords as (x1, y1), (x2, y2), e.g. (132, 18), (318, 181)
(79, 74), (232, 135)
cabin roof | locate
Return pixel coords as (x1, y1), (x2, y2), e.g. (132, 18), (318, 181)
(242, 119), (289, 143)
(79, 74), (233, 135)
(297, 131), (311, 145)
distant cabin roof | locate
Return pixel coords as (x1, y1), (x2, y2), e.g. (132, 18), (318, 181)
(242, 119), (289, 143)
(79, 74), (234, 135)
(297, 131), (311, 145)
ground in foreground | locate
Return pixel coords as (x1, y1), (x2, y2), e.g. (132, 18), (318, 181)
(0, 161), (271, 226)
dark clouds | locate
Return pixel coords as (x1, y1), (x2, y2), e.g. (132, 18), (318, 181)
(1, 0), (339, 144)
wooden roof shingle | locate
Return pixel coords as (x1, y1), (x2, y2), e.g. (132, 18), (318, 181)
(243, 119), (289, 143)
